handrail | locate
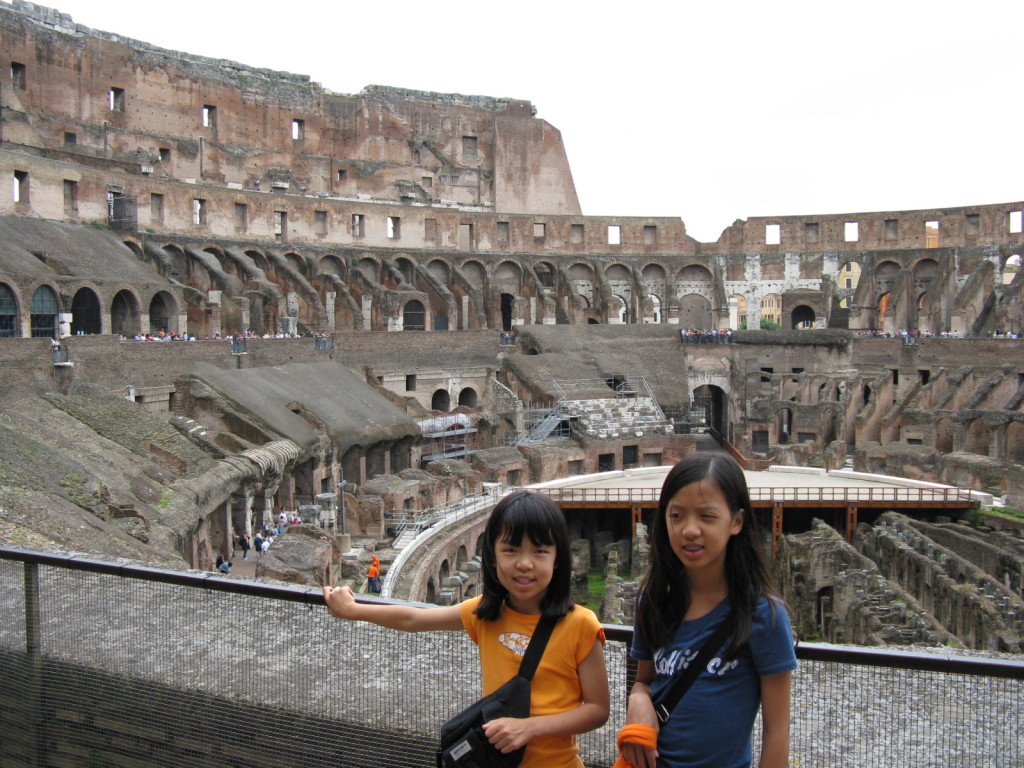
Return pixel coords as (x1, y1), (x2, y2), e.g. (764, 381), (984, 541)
(3, 545), (1019, 680)
(538, 486), (976, 507)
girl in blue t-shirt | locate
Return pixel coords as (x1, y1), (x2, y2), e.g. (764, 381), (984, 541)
(623, 454), (796, 768)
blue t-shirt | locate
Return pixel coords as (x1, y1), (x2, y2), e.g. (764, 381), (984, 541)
(631, 596), (797, 768)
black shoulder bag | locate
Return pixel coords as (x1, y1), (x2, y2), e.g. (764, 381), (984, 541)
(653, 612), (735, 724)
(438, 613), (558, 768)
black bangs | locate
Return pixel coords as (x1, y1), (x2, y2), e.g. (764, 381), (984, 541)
(496, 501), (558, 547)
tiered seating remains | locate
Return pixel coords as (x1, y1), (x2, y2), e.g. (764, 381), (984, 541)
(562, 396), (674, 439)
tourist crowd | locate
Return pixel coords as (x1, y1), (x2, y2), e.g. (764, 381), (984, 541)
(679, 329), (734, 344)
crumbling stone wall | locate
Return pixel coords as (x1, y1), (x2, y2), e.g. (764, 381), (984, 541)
(854, 513), (1023, 651)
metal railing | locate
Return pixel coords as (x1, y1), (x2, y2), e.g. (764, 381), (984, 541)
(538, 485), (976, 508)
(2, 547), (1021, 768)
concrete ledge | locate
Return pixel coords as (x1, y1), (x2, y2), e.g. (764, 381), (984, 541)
(768, 466), (827, 476)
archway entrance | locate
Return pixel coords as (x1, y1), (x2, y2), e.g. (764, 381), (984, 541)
(71, 288), (102, 335)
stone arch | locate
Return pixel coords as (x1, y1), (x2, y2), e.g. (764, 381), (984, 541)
(461, 260), (486, 290)
(912, 257), (939, 306)
(678, 294), (713, 329)
(494, 260), (522, 295)
(432, 389), (451, 411)
(1006, 421), (1024, 463)
(284, 251), (306, 276)
(535, 261), (556, 288)
(0, 283), (20, 337)
(458, 388), (478, 408)
(935, 416), (955, 453)
(674, 264), (714, 302)
(403, 299), (425, 331)
(777, 406), (794, 442)
(71, 287), (102, 335)
(691, 384), (728, 433)
(30, 284), (59, 338)
(149, 291), (178, 335)
(319, 255), (345, 279)
(246, 249), (271, 276)
(792, 305), (816, 329)
(395, 256), (417, 286)
(609, 294), (627, 324)
(605, 263), (632, 282)
(204, 245), (236, 279)
(427, 259), (450, 285)
(355, 257), (380, 283)
(500, 293), (515, 331)
(111, 290), (141, 336)
(642, 263), (666, 281)
(874, 260), (901, 296)
(645, 294), (662, 324)
(964, 418), (992, 456)
(837, 258), (864, 297)
(730, 293), (748, 329)
(439, 558), (451, 586)
(568, 262), (595, 309)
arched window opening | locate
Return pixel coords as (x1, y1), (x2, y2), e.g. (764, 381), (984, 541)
(71, 288), (102, 335)
(458, 388), (478, 408)
(30, 285), (58, 338)
(403, 300), (425, 331)
(0, 284), (18, 337)
(432, 389), (451, 411)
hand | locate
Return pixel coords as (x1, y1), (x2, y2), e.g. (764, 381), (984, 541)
(322, 585), (358, 619)
(481, 717), (533, 754)
(623, 691), (659, 768)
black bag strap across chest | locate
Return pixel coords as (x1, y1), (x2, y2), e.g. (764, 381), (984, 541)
(654, 611), (736, 724)
(516, 612), (558, 680)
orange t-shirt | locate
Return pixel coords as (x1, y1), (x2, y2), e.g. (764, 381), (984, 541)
(458, 595), (605, 768)
(368, 564), (380, 578)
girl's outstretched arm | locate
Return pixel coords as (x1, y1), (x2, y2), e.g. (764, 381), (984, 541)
(622, 659), (659, 768)
(481, 636), (609, 753)
(322, 585), (463, 632)
(758, 670), (792, 768)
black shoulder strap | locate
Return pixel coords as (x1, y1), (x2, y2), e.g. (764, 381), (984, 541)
(654, 612), (736, 724)
(517, 613), (558, 681)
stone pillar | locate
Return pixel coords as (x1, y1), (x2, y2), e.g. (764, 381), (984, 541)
(362, 294), (373, 330)
(462, 295), (470, 330)
(208, 290), (222, 338)
(325, 291), (336, 331)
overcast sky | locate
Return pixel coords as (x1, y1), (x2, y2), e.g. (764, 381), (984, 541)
(41, 0), (1024, 242)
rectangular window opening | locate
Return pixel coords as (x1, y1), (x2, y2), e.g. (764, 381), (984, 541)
(63, 180), (78, 216)
(352, 214), (365, 237)
(844, 221), (859, 242)
(965, 213), (980, 236)
(765, 223), (781, 245)
(607, 224), (621, 245)
(11, 61), (26, 90)
(925, 220), (939, 248)
(234, 203), (248, 233)
(425, 218), (438, 242)
(292, 119), (305, 141)
(458, 223), (473, 250)
(919, 369), (931, 386)
(158, 147), (171, 164)
(202, 105), (217, 128)
(109, 87), (125, 112)
(192, 198), (207, 226)
(387, 216), (401, 239)
(884, 219), (899, 240)
(421, 176), (432, 189)
(337, 169), (347, 182)
(804, 222), (819, 244)
(406, 374), (417, 392)
(63, 132), (77, 145)
(315, 210), (327, 236)
(13, 170), (29, 203)
(462, 136), (478, 158)
(643, 225), (657, 246)
(274, 210), (288, 241)
(533, 222), (546, 240)
(151, 193), (164, 223)
(496, 221), (510, 244)
(1010, 210), (1023, 234)
(570, 224), (584, 245)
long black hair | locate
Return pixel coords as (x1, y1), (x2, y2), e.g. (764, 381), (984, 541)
(475, 490), (574, 621)
(635, 453), (779, 659)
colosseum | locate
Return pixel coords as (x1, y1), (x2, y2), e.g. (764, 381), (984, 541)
(1, 1), (1022, 653)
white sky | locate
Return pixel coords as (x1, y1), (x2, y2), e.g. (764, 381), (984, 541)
(41, 0), (1024, 242)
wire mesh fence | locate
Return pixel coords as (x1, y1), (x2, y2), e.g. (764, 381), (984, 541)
(1, 549), (1021, 768)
